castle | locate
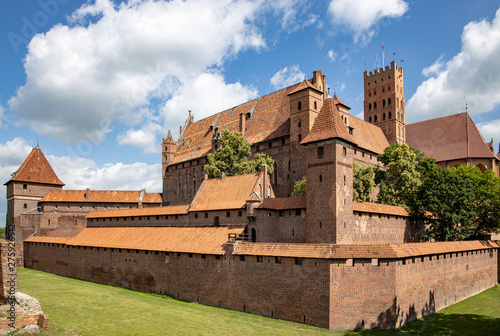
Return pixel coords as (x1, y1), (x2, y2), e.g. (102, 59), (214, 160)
(6, 62), (500, 330)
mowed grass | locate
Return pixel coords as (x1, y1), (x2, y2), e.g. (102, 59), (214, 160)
(17, 268), (500, 336)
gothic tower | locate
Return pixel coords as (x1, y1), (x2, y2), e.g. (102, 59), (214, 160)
(301, 98), (356, 244)
(288, 70), (327, 187)
(4, 145), (64, 265)
(364, 61), (405, 144)
(162, 130), (178, 205)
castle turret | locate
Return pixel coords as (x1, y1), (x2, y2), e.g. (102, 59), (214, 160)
(301, 98), (357, 244)
(4, 145), (64, 265)
(364, 61), (405, 144)
(288, 71), (327, 186)
(162, 130), (178, 205)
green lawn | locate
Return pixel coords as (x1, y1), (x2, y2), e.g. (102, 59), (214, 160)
(17, 268), (500, 336)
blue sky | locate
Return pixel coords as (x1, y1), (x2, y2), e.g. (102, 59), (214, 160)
(1, 0), (500, 226)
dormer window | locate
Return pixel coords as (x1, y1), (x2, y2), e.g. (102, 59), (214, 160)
(349, 127), (353, 135)
(246, 112), (251, 120)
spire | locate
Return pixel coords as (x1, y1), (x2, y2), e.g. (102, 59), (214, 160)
(166, 130), (173, 142)
(5, 147), (64, 186)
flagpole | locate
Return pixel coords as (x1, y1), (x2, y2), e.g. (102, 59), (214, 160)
(382, 43), (385, 68)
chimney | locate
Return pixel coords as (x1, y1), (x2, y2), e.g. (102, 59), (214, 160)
(138, 188), (145, 208)
(261, 164), (268, 198)
(84, 188), (90, 201)
(239, 113), (246, 134)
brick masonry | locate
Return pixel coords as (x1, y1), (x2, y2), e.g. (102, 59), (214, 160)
(23, 240), (499, 330)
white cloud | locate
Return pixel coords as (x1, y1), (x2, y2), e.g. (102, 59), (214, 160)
(0, 103), (5, 129)
(161, 72), (258, 136)
(269, 0), (317, 31)
(328, 0), (408, 44)
(0, 138), (34, 227)
(117, 120), (164, 154)
(407, 8), (500, 122)
(9, 0), (265, 147)
(270, 65), (305, 90)
(422, 54), (445, 77)
(477, 119), (500, 152)
(48, 155), (161, 192)
(327, 49), (337, 62)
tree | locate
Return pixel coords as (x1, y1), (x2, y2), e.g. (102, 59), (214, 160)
(204, 129), (274, 179)
(353, 161), (375, 202)
(291, 176), (306, 197)
(415, 165), (500, 241)
(377, 143), (425, 210)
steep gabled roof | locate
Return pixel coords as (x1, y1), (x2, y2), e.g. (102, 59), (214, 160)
(41, 190), (162, 204)
(332, 94), (351, 109)
(287, 79), (323, 95)
(349, 115), (390, 154)
(258, 197), (306, 210)
(170, 86), (295, 164)
(5, 147), (64, 186)
(301, 98), (357, 146)
(189, 173), (262, 211)
(406, 112), (499, 162)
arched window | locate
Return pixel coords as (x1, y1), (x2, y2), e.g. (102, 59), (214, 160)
(389, 111), (392, 119)
(477, 164), (487, 173)
(374, 102), (377, 111)
(369, 103), (372, 112)
(383, 99), (386, 108)
(388, 98), (392, 107)
(314, 101), (317, 109)
(298, 101), (302, 110)
(251, 227), (257, 242)
(374, 115), (378, 123)
(369, 116), (372, 123)
(298, 118), (301, 128)
(383, 113), (386, 121)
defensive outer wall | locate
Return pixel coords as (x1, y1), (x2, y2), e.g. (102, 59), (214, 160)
(24, 239), (499, 330)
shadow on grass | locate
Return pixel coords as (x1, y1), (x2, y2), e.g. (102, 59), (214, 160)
(344, 313), (500, 336)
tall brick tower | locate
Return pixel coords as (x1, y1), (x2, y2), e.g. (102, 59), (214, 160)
(288, 70), (327, 184)
(4, 145), (64, 265)
(162, 130), (177, 206)
(301, 99), (357, 244)
(364, 61), (405, 144)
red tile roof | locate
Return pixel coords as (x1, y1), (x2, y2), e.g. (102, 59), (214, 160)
(287, 79), (323, 95)
(349, 115), (390, 154)
(170, 86), (294, 164)
(258, 197), (306, 210)
(332, 94), (351, 109)
(353, 202), (409, 216)
(86, 205), (189, 219)
(233, 240), (499, 259)
(190, 173), (261, 211)
(5, 147), (64, 186)
(41, 190), (162, 204)
(301, 98), (357, 145)
(26, 226), (246, 255)
(406, 112), (499, 162)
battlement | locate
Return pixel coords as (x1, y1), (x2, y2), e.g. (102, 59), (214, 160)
(364, 61), (403, 78)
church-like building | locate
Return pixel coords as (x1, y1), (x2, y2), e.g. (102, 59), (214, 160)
(6, 62), (500, 330)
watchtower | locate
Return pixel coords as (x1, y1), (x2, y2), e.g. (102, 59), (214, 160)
(364, 61), (406, 144)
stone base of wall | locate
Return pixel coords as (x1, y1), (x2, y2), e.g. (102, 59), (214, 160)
(0, 292), (48, 335)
